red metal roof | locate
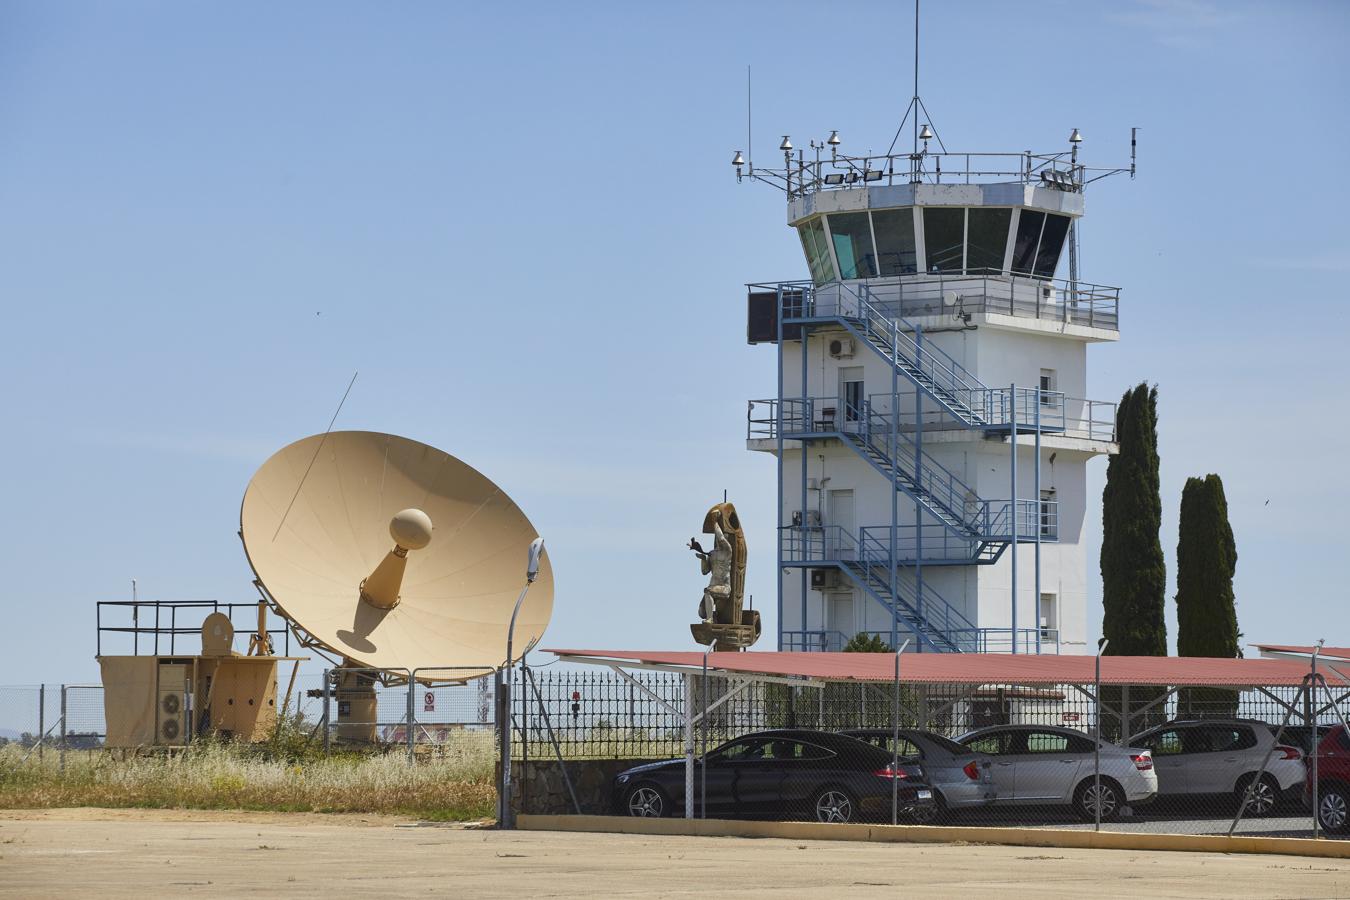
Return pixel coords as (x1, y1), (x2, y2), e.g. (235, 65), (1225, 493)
(545, 649), (1347, 688)
(1253, 645), (1350, 663)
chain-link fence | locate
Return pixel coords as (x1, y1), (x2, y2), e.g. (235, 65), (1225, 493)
(0, 671), (496, 765)
(508, 661), (1350, 839)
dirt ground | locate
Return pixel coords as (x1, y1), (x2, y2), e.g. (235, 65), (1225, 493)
(2, 809), (1349, 899)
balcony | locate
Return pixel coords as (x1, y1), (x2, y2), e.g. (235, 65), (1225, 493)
(748, 395), (1116, 452)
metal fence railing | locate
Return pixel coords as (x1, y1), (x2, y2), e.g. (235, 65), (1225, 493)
(510, 660), (1350, 839)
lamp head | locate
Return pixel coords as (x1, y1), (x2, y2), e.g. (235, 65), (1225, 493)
(526, 537), (545, 584)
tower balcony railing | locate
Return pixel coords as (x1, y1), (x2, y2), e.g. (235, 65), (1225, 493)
(752, 269), (1119, 334)
(859, 270), (1119, 332)
(864, 392), (1116, 443)
(748, 393), (1115, 445)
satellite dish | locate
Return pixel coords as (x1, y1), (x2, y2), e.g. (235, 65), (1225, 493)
(240, 431), (553, 679)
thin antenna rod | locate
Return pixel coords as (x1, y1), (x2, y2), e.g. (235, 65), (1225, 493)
(913, 0), (920, 156)
(747, 65), (753, 172)
(271, 371), (359, 542)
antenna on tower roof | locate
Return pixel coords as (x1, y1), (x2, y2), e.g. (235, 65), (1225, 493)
(886, 0), (945, 158)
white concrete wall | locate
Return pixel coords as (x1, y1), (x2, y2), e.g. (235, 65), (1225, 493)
(774, 306), (1105, 655)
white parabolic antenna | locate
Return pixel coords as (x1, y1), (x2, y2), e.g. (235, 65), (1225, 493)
(240, 431), (553, 677)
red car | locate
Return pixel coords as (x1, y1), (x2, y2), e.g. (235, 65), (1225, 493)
(1305, 724), (1350, 833)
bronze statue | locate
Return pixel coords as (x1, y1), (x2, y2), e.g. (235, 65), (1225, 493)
(689, 501), (761, 651)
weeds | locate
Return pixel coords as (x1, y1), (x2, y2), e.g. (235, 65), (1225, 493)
(0, 728), (496, 821)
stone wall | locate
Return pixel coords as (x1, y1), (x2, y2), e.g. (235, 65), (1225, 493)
(511, 758), (661, 816)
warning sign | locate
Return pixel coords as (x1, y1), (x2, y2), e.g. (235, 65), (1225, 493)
(424, 691), (435, 713)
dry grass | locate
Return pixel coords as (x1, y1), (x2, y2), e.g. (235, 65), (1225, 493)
(0, 732), (496, 821)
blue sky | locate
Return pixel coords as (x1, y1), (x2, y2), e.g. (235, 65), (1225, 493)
(1, 1), (1347, 685)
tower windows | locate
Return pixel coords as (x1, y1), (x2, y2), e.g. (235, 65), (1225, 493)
(965, 208), (1012, 272)
(1039, 369), (1057, 406)
(1011, 210), (1046, 274)
(797, 205), (1071, 284)
(922, 207), (965, 273)
(826, 212), (878, 279)
(871, 208), (918, 276)
(1040, 488), (1057, 538)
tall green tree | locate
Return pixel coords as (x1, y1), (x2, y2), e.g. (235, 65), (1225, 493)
(1099, 383), (1167, 737)
(1175, 474), (1241, 717)
(1100, 383), (1167, 656)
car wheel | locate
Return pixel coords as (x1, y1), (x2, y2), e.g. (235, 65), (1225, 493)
(625, 783), (669, 818)
(813, 787), (856, 824)
(1318, 786), (1350, 833)
(1073, 778), (1122, 823)
(1236, 774), (1279, 817)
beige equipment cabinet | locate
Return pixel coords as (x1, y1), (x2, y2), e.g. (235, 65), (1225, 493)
(99, 613), (305, 748)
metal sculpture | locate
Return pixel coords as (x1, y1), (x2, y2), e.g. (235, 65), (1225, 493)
(688, 501), (760, 650)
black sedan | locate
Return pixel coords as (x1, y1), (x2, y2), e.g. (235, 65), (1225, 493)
(612, 729), (934, 823)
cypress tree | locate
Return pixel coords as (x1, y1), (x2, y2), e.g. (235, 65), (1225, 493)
(1099, 383), (1167, 736)
(1175, 474), (1240, 717)
(1100, 383), (1167, 656)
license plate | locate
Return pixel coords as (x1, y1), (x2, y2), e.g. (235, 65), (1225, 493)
(917, 790), (932, 800)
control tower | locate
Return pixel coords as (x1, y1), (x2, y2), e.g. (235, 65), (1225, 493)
(740, 124), (1134, 655)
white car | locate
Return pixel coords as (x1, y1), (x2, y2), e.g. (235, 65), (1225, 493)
(1132, 719), (1305, 816)
(957, 724), (1157, 821)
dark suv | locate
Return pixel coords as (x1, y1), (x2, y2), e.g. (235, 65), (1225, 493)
(1305, 725), (1350, 833)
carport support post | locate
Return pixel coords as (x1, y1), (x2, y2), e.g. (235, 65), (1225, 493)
(684, 674), (695, 819)
(1311, 645), (1321, 839)
(1094, 639), (1107, 832)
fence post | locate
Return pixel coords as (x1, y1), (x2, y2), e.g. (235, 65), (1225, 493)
(321, 668), (331, 755)
(38, 685), (44, 765)
(1311, 650), (1320, 839)
(59, 684), (67, 775)
(407, 673), (416, 764)
(683, 674), (694, 819)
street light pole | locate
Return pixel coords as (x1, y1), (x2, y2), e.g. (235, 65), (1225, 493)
(498, 537), (546, 830)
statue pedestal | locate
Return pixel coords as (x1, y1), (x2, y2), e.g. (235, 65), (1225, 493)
(691, 611), (761, 651)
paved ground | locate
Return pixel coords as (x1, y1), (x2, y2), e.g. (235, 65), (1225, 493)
(3, 809), (1350, 898)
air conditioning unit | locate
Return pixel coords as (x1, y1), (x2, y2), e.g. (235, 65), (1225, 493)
(157, 663), (190, 746)
(792, 509), (822, 528)
(810, 568), (841, 590)
(827, 337), (855, 359)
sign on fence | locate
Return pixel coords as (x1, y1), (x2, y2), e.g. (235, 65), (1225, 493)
(424, 691), (435, 713)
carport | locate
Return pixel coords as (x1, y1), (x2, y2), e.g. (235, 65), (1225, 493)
(545, 648), (1350, 820)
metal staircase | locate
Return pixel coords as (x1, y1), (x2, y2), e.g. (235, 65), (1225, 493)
(769, 280), (1057, 653)
(789, 281), (1066, 433)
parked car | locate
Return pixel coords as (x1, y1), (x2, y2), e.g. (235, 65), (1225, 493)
(1304, 724), (1350, 833)
(956, 724), (1156, 822)
(1132, 719), (1304, 815)
(1265, 723), (1336, 758)
(612, 729), (935, 823)
(841, 728), (995, 822)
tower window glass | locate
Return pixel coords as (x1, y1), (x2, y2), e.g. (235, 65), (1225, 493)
(871, 208), (918, 276)
(826, 212), (878, 279)
(965, 208), (1012, 273)
(1033, 214), (1071, 278)
(923, 207), (965, 273)
(798, 218), (836, 284)
(1011, 210), (1045, 274)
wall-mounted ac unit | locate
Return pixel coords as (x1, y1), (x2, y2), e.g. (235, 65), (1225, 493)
(827, 337), (855, 359)
(792, 509), (822, 528)
(810, 568), (841, 590)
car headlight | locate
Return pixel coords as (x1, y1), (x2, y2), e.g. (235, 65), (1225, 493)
(617, 774), (629, 784)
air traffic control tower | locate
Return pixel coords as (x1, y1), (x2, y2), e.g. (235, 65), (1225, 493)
(740, 125), (1135, 655)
